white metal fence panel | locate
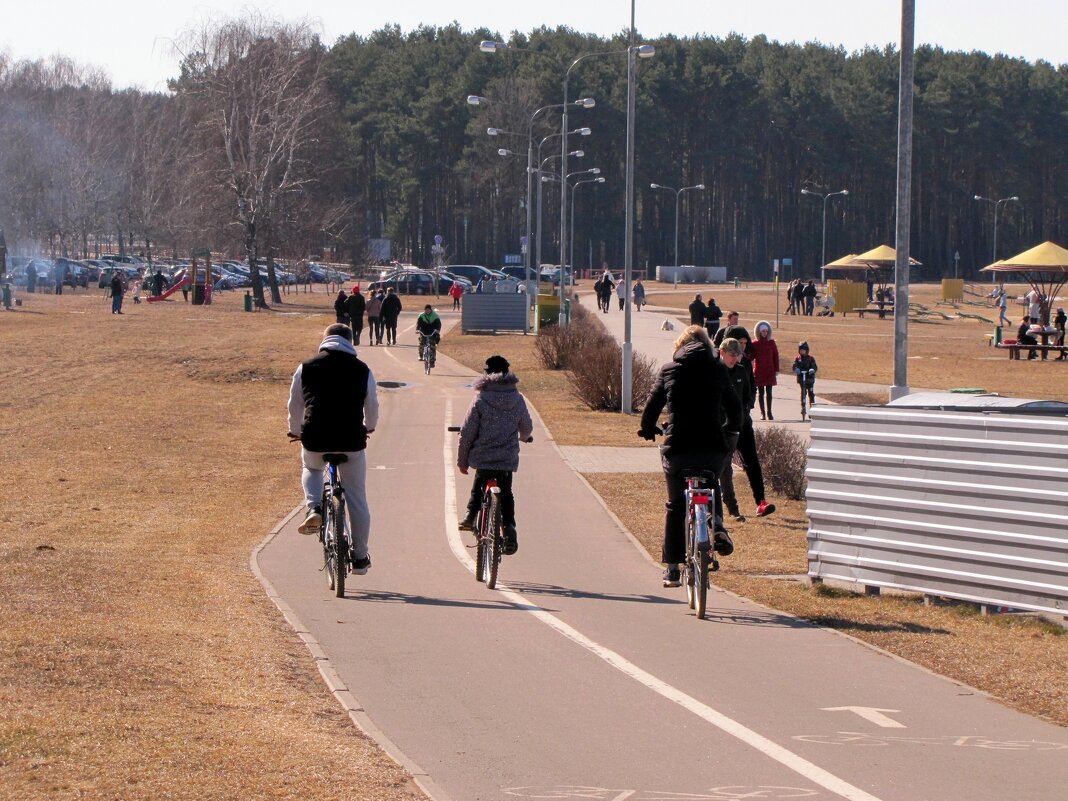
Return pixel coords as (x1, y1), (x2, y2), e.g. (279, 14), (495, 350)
(806, 405), (1068, 615)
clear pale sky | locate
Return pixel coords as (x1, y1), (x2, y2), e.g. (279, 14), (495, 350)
(3, 1), (1064, 90)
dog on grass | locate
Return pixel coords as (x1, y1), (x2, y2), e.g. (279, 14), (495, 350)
(660, 318), (675, 332)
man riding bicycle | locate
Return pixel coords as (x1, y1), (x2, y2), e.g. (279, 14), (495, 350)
(639, 325), (742, 587)
(287, 323), (379, 574)
(416, 304), (442, 365)
(457, 355), (533, 556)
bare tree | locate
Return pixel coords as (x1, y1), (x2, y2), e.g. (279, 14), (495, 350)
(174, 15), (330, 306)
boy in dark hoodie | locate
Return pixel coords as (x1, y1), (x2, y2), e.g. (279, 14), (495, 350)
(457, 356), (534, 555)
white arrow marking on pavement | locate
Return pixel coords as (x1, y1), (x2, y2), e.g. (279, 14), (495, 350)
(821, 707), (906, 728)
(441, 397), (886, 801)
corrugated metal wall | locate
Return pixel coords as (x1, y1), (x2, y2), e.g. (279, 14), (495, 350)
(806, 405), (1068, 615)
(460, 294), (529, 333)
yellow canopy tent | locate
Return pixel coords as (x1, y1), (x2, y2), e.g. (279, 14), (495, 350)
(824, 245), (921, 296)
(980, 241), (1068, 325)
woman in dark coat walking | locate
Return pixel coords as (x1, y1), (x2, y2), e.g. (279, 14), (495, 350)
(334, 289), (348, 325)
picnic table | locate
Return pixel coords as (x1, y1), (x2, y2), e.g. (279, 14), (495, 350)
(995, 327), (1067, 360)
(845, 303), (895, 318)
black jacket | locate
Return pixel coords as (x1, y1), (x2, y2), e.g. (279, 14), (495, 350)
(381, 293), (402, 321)
(299, 349), (371, 452)
(724, 357), (756, 422)
(688, 299), (706, 325)
(345, 292), (366, 324)
(704, 301), (722, 323)
(640, 341), (742, 458)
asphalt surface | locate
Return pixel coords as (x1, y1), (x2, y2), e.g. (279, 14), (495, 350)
(258, 308), (1067, 801)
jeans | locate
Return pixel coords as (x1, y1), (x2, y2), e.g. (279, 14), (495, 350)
(111, 294), (123, 313)
(301, 448), (371, 560)
(466, 470), (515, 528)
(660, 449), (725, 565)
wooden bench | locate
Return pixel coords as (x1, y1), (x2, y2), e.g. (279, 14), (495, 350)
(848, 305), (895, 318)
(995, 340), (1068, 360)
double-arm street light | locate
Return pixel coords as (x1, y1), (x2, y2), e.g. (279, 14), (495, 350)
(467, 95), (594, 292)
(535, 150), (584, 286)
(570, 175), (605, 284)
(801, 187), (849, 284)
(974, 194), (1020, 268)
(650, 182), (705, 288)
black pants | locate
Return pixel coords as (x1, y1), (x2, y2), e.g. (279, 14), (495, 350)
(661, 451), (724, 565)
(452, 297), (460, 310)
(383, 317), (398, 344)
(705, 322), (720, 341)
(466, 470), (515, 527)
(352, 319), (363, 345)
(1019, 333), (1038, 359)
(368, 317), (381, 343)
(758, 385), (774, 418)
(735, 420), (766, 505)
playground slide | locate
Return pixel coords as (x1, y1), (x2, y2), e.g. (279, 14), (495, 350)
(146, 277), (191, 302)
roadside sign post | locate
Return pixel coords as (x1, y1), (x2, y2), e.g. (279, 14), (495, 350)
(774, 259), (780, 328)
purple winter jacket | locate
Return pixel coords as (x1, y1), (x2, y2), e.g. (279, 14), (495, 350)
(457, 373), (534, 472)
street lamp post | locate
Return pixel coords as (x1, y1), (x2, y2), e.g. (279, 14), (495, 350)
(570, 176), (605, 282)
(650, 183), (706, 287)
(536, 150), (583, 288)
(974, 194), (1020, 268)
(801, 188), (849, 284)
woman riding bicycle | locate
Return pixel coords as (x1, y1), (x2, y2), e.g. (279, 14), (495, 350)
(639, 325), (742, 587)
(416, 304), (442, 365)
(457, 355), (533, 556)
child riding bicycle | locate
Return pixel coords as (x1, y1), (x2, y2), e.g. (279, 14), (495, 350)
(792, 341), (818, 418)
(457, 355), (533, 556)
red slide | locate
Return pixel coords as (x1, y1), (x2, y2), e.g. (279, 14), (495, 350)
(147, 276), (191, 303)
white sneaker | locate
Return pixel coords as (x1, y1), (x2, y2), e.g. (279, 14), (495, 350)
(298, 508), (322, 535)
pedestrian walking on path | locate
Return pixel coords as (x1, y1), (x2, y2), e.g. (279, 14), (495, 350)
(632, 277), (646, 311)
(718, 337), (776, 520)
(751, 320), (779, 420)
(345, 286), (366, 345)
(381, 288), (402, 345)
(688, 294), (706, 326)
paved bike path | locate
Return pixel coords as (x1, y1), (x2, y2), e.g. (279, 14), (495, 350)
(258, 309), (1067, 801)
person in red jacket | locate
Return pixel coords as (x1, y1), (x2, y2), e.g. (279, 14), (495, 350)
(750, 320), (779, 421)
(448, 280), (464, 310)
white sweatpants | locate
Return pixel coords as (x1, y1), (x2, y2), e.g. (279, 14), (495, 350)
(301, 448), (371, 560)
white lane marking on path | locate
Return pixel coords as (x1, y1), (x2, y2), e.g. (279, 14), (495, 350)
(440, 398), (885, 801)
(821, 708), (906, 729)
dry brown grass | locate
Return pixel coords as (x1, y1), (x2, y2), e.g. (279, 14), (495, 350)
(1, 289), (424, 801)
(442, 319), (1068, 728)
(643, 282), (1068, 399)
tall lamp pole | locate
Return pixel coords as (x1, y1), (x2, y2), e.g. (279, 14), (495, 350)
(570, 176), (605, 279)
(890, 0), (915, 402)
(651, 183), (705, 287)
(801, 188), (849, 283)
(974, 194), (1019, 269)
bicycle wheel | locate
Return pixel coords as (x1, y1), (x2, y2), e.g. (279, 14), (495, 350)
(321, 487), (336, 590)
(484, 494), (502, 589)
(331, 494), (346, 598)
(424, 343), (432, 375)
(474, 507), (487, 582)
(692, 510), (709, 619)
(685, 512), (697, 609)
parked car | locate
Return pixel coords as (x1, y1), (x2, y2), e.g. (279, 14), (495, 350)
(442, 264), (499, 286)
(368, 269), (464, 296)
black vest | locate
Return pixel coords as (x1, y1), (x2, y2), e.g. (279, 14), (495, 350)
(299, 349), (370, 452)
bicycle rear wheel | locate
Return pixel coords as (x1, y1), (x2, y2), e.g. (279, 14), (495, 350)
(483, 495), (502, 589)
(322, 488), (336, 591)
(474, 507), (487, 582)
(694, 549), (709, 619)
(685, 513), (697, 609)
(331, 494), (346, 598)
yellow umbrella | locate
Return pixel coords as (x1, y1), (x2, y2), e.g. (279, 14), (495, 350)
(822, 253), (859, 269)
(848, 244), (922, 267)
(980, 241), (1068, 325)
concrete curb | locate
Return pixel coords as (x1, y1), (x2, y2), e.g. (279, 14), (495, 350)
(250, 505), (455, 801)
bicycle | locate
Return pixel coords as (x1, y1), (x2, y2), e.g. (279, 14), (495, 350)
(419, 332), (437, 375)
(682, 471), (720, 619)
(319, 452), (350, 597)
(449, 426), (531, 589)
(799, 368), (816, 421)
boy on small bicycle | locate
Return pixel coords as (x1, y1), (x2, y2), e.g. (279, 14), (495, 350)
(457, 355), (533, 556)
(792, 341), (818, 417)
(416, 304), (441, 365)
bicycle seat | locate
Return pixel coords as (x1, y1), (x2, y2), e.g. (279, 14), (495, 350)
(323, 453), (348, 465)
(682, 469), (719, 484)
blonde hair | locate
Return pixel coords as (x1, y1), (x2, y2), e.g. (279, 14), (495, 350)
(673, 324), (712, 353)
(719, 337), (743, 356)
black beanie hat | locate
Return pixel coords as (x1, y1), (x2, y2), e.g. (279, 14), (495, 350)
(485, 355), (510, 374)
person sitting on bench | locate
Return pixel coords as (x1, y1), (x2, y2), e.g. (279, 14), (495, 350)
(1017, 316), (1039, 360)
